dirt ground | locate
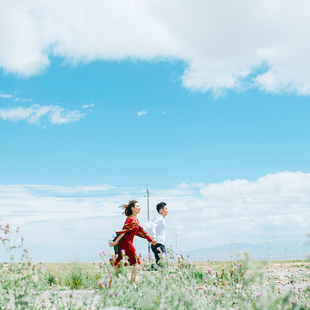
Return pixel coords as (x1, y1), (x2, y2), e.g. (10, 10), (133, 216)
(263, 261), (310, 285)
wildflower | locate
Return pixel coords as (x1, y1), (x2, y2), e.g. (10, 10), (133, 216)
(219, 279), (222, 282)
(121, 249), (126, 255)
(41, 267), (45, 271)
(173, 265), (178, 270)
(55, 278), (58, 282)
(95, 289), (99, 292)
(305, 302), (309, 307)
(0, 236), (2, 240)
(104, 283), (108, 287)
(164, 275), (168, 279)
(109, 292), (113, 296)
(115, 294), (118, 297)
(207, 268), (212, 273)
(134, 265), (139, 270)
(170, 274), (174, 278)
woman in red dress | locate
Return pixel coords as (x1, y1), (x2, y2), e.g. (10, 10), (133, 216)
(109, 200), (157, 281)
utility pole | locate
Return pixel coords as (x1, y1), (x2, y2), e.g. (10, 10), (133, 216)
(146, 185), (150, 254)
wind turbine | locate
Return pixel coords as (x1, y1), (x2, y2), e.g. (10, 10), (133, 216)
(283, 245), (289, 260)
(268, 240), (272, 261)
(230, 238), (234, 262)
(170, 229), (181, 256)
(299, 240), (305, 259)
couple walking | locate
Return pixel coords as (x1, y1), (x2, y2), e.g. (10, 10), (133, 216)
(109, 200), (168, 279)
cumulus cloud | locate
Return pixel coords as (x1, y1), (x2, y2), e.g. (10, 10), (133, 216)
(0, 171), (309, 261)
(1, 1), (310, 95)
(137, 110), (147, 116)
(0, 104), (85, 125)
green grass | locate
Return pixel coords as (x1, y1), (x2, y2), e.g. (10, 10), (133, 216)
(1, 225), (310, 309)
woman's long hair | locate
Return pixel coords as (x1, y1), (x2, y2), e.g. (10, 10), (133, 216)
(119, 200), (137, 217)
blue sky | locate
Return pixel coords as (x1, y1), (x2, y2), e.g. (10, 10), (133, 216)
(0, 0), (310, 262)
(1, 58), (310, 186)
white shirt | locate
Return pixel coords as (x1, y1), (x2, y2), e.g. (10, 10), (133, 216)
(143, 214), (166, 245)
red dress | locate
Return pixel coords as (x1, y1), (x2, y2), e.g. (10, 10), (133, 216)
(112, 216), (152, 266)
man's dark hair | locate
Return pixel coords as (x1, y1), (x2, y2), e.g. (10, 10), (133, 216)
(156, 202), (167, 213)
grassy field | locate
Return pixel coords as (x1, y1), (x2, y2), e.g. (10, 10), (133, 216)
(1, 225), (310, 309)
(42, 259), (310, 290)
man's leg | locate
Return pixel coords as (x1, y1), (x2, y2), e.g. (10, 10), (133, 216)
(151, 243), (166, 264)
(151, 244), (161, 264)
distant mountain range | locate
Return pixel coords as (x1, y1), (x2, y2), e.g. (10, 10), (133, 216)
(185, 241), (309, 261)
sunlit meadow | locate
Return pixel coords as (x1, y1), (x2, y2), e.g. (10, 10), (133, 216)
(0, 224), (309, 310)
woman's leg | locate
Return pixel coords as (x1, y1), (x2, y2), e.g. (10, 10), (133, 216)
(131, 265), (138, 283)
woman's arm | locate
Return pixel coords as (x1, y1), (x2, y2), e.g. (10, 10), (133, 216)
(109, 233), (124, 247)
(137, 226), (155, 243)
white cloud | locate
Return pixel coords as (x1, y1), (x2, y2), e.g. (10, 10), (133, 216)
(137, 110), (147, 116)
(0, 104), (85, 125)
(1, 1), (310, 95)
(0, 171), (309, 262)
(82, 103), (95, 109)
(0, 93), (13, 99)
(13, 97), (33, 102)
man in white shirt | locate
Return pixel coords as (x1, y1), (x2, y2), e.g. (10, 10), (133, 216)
(143, 202), (168, 265)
